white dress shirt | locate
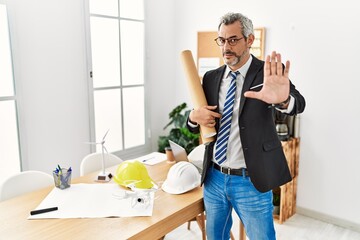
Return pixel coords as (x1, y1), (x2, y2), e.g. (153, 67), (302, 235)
(213, 56), (252, 169)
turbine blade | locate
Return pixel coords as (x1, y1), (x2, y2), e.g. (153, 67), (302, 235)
(103, 145), (109, 154)
(84, 141), (100, 145)
(102, 129), (110, 141)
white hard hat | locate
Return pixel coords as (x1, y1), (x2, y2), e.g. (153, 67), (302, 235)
(162, 161), (201, 194)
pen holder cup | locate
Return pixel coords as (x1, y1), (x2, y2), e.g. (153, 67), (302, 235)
(53, 168), (72, 189)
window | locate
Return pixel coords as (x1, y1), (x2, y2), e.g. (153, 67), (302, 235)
(85, 0), (148, 156)
(0, 3), (21, 184)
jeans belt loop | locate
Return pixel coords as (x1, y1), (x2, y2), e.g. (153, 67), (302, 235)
(228, 167), (231, 175)
(242, 168), (246, 178)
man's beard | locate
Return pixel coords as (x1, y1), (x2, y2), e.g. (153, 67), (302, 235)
(223, 49), (248, 67)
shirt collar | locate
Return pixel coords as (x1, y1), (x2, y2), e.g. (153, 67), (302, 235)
(224, 55), (253, 79)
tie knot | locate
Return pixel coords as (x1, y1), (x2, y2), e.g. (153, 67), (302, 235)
(230, 71), (240, 80)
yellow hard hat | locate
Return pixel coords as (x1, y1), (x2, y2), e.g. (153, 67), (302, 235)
(113, 160), (154, 189)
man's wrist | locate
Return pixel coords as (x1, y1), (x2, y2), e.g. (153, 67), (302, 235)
(274, 95), (291, 109)
(188, 118), (198, 125)
(188, 110), (198, 125)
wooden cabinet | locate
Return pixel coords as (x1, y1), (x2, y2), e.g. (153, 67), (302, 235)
(274, 137), (300, 224)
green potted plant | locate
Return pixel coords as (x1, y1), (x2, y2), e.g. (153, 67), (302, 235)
(272, 188), (281, 215)
(158, 102), (200, 154)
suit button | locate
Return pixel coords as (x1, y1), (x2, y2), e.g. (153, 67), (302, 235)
(244, 147), (248, 151)
(240, 126), (245, 130)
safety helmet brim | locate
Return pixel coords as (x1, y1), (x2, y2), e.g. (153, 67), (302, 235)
(162, 179), (200, 194)
(161, 162), (201, 194)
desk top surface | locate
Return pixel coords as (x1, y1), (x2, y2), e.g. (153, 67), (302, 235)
(0, 161), (204, 240)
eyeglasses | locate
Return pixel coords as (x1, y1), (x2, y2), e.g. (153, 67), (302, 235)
(214, 37), (244, 46)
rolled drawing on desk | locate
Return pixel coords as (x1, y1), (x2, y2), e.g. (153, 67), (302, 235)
(30, 207), (58, 215)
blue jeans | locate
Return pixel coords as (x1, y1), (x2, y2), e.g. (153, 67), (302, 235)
(204, 166), (276, 240)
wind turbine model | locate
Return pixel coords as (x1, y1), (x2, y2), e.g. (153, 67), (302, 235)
(86, 129), (113, 182)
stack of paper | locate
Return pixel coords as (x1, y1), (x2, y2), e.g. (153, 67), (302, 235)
(129, 152), (167, 165)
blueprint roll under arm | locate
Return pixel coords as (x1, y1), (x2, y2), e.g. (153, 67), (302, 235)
(180, 50), (216, 143)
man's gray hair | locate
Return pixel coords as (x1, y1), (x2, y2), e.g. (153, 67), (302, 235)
(218, 12), (254, 38)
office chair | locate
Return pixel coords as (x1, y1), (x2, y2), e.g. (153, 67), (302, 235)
(0, 170), (53, 201)
(80, 152), (123, 176)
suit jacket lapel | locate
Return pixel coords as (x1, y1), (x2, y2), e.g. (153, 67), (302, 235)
(208, 65), (226, 131)
(239, 57), (263, 116)
(213, 65), (227, 112)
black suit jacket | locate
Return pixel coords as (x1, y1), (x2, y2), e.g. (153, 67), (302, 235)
(187, 56), (306, 193)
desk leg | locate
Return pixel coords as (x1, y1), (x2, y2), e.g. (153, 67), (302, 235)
(239, 220), (247, 240)
(230, 231), (235, 240)
(196, 212), (206, 240)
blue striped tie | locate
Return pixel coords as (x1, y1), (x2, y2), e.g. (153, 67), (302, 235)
(214, 71), (239, 165)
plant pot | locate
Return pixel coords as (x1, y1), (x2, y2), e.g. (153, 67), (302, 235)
(273, 205), (280, 215)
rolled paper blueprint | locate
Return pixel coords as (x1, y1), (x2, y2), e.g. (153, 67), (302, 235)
(180, 50), (216, 143)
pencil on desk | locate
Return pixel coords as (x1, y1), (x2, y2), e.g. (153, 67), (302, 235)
(30, 207), (58, 215)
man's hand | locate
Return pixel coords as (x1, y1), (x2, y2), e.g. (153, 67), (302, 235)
(189, 105), (221, 128)
(244, 51), (290, 104)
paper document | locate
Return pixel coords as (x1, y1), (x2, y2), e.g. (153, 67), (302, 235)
(28, 183), (154, 219)
(198, 57), (219, 77)
(130, 152), (167, 165)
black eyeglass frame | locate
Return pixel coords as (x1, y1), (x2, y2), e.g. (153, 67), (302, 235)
(214, 37), (244, 46)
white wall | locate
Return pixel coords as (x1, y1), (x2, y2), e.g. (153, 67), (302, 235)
(6, 0), (91, 176)
(172, 0), (360, 229)
(4, 0), (360, 230)
(145, 0), (177, 152)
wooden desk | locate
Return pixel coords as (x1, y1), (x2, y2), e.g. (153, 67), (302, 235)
(0, 161), (204, 240)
